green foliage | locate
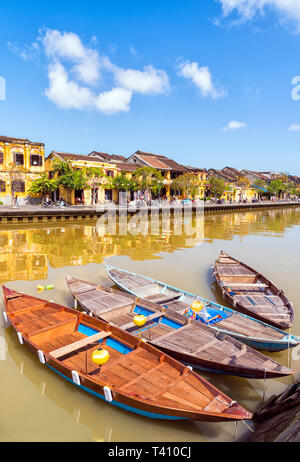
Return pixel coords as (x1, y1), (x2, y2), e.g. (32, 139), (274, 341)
(171, 172), (202, 198)
(28, 174), (58, 197)
(208, 176), (226, 198)
(108, 173), (132, 191)
(237, 176), (251, 189)
(84, 166), (105, 179)
(50, 158), (73, 176)
(56, 170), (90, 191)
(253, 179), (268, 189)
(132, 166), (164, 195)
(267, 178), (294, 198)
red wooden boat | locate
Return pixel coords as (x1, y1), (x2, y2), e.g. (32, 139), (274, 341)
(2, 286), (252, 422)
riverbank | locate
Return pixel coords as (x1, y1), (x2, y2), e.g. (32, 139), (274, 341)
(0, 200), (299, 223)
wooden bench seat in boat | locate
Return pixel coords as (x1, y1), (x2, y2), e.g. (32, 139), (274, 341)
(49, 330), (112, 358)
(146, 293), (184, 304)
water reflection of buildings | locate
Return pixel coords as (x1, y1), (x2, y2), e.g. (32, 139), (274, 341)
(0, 229), (47, 282)
(0, 207), (299, 283)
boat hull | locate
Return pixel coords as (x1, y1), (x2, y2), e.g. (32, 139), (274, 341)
(46, 365), (187, 420)
(214, 251), (294, 330)
(106, 264), (299, 353)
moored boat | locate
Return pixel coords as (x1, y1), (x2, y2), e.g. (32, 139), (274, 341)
(2, 286), (252, 422)
(214, 251), (294, 330)
(66, 275), (294, 379)
(105, 264), (300, 352)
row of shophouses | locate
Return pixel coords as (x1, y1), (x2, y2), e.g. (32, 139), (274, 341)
(0, 134), (299, 206)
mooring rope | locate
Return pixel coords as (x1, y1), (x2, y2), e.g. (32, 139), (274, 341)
(242, 419), (255, 433)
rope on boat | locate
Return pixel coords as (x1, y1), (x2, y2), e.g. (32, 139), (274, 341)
(263, 368), (267, 402)
(242, 419), (255, 433)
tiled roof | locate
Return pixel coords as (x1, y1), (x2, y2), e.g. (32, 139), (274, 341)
(222, 166), (242, 178)
(0, 135), (44, 146)
(133, 150), (186, 172)
(49, 152), (138, 172)
(88, 151), (126, 162)
(207, 169), (237, 182)
(241, 169), (270, 181)
(183, 165), (207, 173)
(50, 152), (105, 163)
(115, 162), (138, 172)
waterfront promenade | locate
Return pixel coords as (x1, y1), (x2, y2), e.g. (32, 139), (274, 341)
(0, 199), (299, 223)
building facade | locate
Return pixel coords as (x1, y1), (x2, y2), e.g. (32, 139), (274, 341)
(0, 135), (45, 205)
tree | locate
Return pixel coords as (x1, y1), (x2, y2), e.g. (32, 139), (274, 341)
(252, 179), (269, 198)
(84, 166), (105, 205)
(50, 158), (73, 176)
(208, 177), (226, 199)
(267, 179), (291, 198)
(56, 170), (90, 202)
(49, 158), (91, 203)
(132, 166), (164, 197)
(108, 173), (132, 192)
(28, 175), (58, 199)
(171, 172), (203, 199)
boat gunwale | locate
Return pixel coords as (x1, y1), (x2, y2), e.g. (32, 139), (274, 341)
(66, 275), (295, 378)
(105, 264), (299, 347)
(2, 287), (251, 422)
(214, 251), (294, 330)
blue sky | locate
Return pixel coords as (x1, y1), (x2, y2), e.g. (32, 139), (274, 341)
(1, 0), (300, 174)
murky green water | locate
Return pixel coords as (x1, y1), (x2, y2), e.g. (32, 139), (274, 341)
(0, 207), (299, 441)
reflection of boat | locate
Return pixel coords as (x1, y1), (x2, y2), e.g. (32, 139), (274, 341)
(67, 276), (293, 380)
(2, 286), (252, 422)
(105, 265), (300, 352)
(214, 251), (294, 330)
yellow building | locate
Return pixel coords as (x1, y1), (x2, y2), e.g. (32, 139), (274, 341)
(0, 135), (45, 205)
(45, 151), (137, 205)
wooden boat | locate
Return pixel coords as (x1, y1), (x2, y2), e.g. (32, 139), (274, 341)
(2, 286), (252, 422)
(214, 251), (294, 330)
(105, 265), (300, 352)
(66, 276), (294, 379)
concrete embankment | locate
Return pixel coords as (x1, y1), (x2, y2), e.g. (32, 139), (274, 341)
(0, 201), (299, 224)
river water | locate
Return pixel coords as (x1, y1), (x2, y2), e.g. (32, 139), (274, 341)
(0, 206), (299, 442)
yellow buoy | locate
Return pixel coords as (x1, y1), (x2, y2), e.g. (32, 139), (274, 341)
(37, 285), (45, 291)
(92, 349), (110, 366)
(133, 315), (146, 327)
(191, 300), (203, 312)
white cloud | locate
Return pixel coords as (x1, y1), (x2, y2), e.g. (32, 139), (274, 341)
(10, 28), (171, 115)
(40, 28), (100, 85)
(8, 40), (40, 61)
(223, 120), (247, 131)
(45, 62), (94, 110)
(95, 87), (132, 114)
(176, 60), (226, 99)
(217, 0), (300, 32)
(114, 65), (170, 95)
(289, 123), (300, 131)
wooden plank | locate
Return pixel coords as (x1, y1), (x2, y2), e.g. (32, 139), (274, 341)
(121, 312), (164, 330)
(120, 362), (165, 391)
(50, 331), (111, 358)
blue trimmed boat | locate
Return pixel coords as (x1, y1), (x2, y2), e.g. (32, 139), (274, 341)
(66, 275), (295, 379)
(105, 265), (300, 352)
(2, 286), (252, 422)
